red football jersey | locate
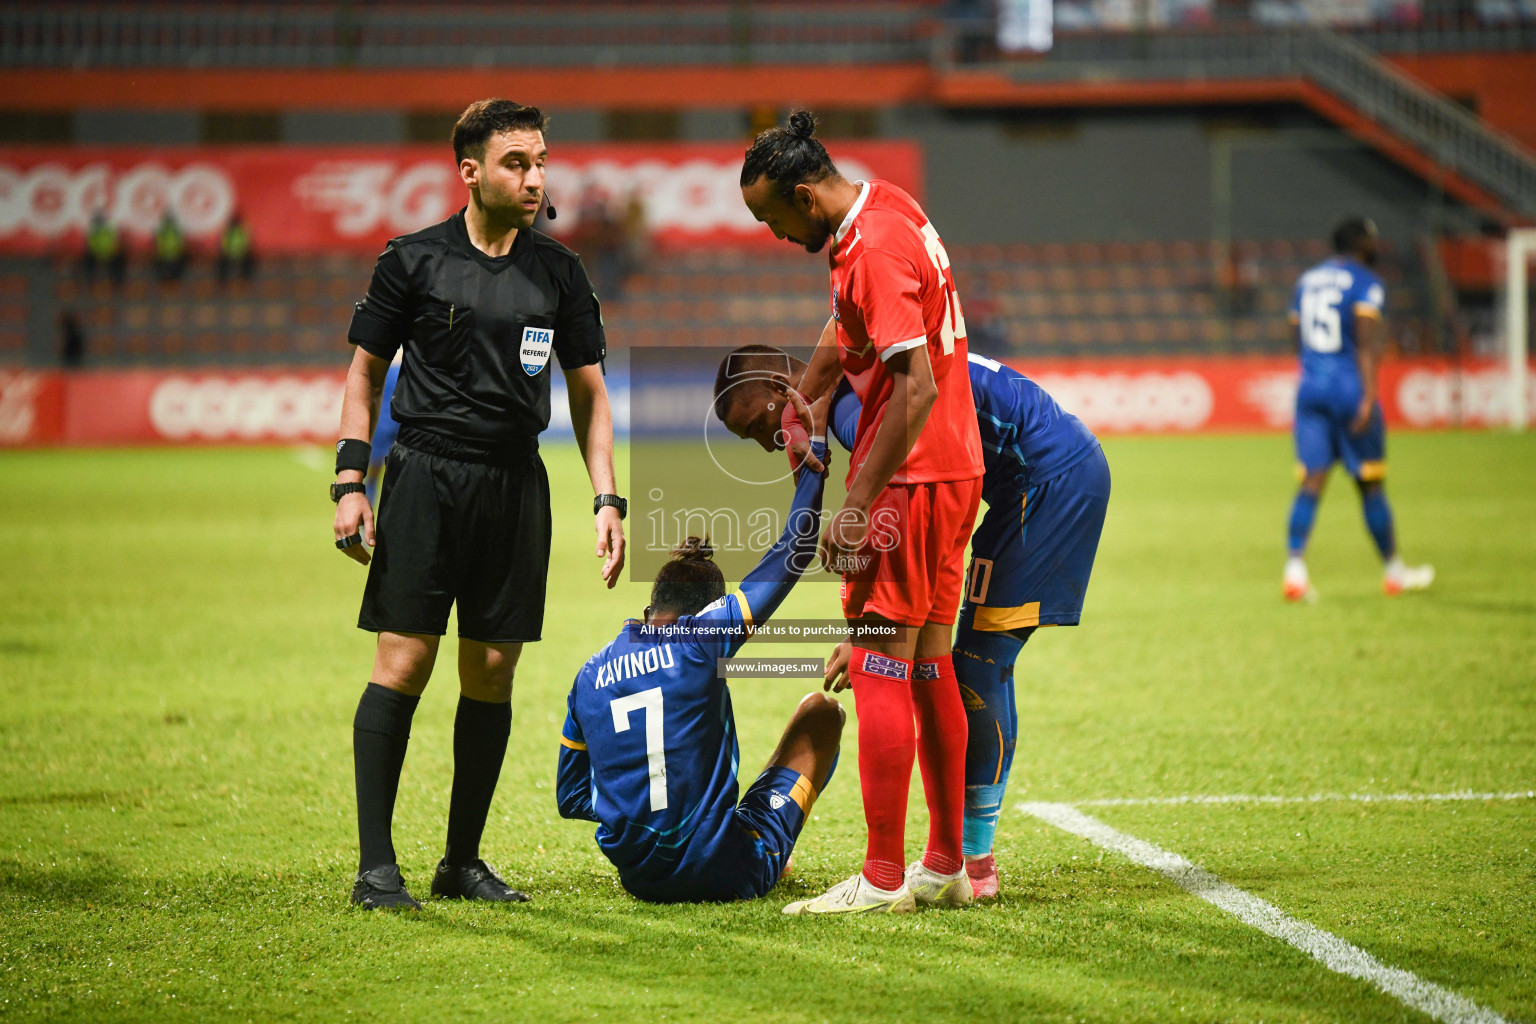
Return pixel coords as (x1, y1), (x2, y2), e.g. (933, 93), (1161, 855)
(828, 180), (983, 486)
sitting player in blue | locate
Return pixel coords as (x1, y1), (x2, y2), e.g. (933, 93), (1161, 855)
(1283, 216), (1433, 601)
(712, 344), (1109, 899)
(556, 438), (844, 903)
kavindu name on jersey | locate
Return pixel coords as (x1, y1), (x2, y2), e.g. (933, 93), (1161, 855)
(591, 645), (677, 689)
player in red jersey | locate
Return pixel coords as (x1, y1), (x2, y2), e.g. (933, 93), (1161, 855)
(738, 111), (984, 914)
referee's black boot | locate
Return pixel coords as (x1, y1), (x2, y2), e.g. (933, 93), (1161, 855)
(431, 858), (529, 903)
(350, 863), (423, 911)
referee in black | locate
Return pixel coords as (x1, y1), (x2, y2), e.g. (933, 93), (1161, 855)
(330, 99), (626, 910)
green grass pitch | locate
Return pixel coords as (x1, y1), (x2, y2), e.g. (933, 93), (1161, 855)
(1, 431), (1533, 1023)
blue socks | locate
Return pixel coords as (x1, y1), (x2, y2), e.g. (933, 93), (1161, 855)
(1287, 488), (1320, 556)
(1360, 486), (1396, 561)
(953, 626), (1027, 858)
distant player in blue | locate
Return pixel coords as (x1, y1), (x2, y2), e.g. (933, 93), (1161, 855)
(713, 344), (1109, 899)
(556, 438), (845, 903)
(364, 353), (402, 506)
(1284, 217), (1433, 601)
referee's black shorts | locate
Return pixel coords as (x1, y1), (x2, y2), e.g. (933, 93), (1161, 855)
(359, 429), (551, 644)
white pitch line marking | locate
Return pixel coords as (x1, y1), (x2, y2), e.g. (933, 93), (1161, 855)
(1075, 790), (1534, 808)
(1020, 802), (1515, 1024)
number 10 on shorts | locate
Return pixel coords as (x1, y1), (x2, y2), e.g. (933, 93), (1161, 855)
(967, 558), (993, 604)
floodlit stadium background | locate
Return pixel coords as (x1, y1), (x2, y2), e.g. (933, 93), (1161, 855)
(1, 5), (1533, 1024)
(2, 0), (1533, 442)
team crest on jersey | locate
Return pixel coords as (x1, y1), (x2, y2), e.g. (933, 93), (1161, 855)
(769, 792), (787, 810)
(861, 652), (910, 680)
(520, 326), (553, 376)
(831, 288), (840, 321)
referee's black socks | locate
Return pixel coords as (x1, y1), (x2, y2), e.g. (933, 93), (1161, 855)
(353, 682), (421, 873)
(444, 695), (513, 866)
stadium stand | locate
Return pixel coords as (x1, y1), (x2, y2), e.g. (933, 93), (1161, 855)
(10, 238), (1434, 367)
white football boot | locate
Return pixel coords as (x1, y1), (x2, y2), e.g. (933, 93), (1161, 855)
(781, 873), (915, 916)
(1383, 557), (1434, 596)
(1282, 556), (1317, 603)
(905, 860), (974, 908)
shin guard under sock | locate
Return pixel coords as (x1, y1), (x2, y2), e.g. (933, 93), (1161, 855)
(1287, 488), (1320, 556)
(444, 695), (513, 865)
(953, 626), (1026, 857)
(1360, 486), (1397, 561)
(849, 647), (915, 891)
(913, 654), (969, 876)
(353, 682), (421, 872)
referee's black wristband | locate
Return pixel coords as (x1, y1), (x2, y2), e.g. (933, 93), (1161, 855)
(335, 438), (371, 475)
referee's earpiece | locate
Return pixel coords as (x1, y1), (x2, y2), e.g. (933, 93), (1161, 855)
(543, 191), (557, 220)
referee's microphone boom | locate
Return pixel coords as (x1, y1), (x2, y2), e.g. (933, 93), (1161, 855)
(543, 191), (557, 220)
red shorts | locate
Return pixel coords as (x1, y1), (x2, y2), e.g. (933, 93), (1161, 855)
(840, 476), (983, 627)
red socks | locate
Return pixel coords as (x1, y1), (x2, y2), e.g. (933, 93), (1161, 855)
(913, 654), (967, 876)
(849, 647), (916, 891)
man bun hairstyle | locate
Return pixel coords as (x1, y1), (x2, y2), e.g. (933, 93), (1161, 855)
(649, 537), (727, 618)
(712, 343), (791, 421)
(1332, 215), (1376, 255)
(740, 109), (838, 201)
(452, 98), (549, 164)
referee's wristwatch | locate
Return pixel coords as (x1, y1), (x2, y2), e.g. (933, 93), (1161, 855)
(593, 493), (627, 520)
(331, 481), (367, 503)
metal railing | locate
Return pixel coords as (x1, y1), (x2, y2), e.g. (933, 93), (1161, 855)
(956, 28), (1536, 218)
(0, 4), (934, 68)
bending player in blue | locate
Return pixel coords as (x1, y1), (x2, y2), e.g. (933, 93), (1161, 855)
(713, 343), (1109, 899)
(556, 435), (844, 903)
(1284, 217), (1433, 601)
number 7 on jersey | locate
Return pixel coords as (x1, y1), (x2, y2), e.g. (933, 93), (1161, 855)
(610, 687), (668, 811)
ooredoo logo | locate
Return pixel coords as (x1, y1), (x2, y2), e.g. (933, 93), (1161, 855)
(148, 376), (345, 441)
(1033, 372), (1214, 432)
(0, 371), (42, 444)
(0, 162), (235, 239)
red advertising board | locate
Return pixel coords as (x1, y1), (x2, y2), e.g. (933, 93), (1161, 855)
(2, 359), (1530, 448)
(0, 142), (923, 256)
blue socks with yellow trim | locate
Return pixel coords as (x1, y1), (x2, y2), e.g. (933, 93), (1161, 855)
(1287, 488), (1320, 557)
(952, 626), (1027, 858)
(1360, 486), (1396, 561)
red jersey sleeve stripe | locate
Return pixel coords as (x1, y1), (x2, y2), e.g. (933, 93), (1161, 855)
(879, 335), (928, 362)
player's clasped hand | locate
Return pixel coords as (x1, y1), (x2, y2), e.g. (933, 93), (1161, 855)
(781, 389), (824, 475)
(334, 492), (375, 565)
(596, 505), (626, 589)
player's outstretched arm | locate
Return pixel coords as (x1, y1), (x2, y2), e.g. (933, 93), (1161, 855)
(565, 363), (627, 588)
(793, 316), (843, 405)
(722, 441), (829, 656)
(333, 346), (391, 565)
(821, 345), (937, 569)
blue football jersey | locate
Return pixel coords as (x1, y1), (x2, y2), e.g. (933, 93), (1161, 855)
(1290, 256), (1385, 385)
(829, 353), (1099, 507)
(556, 445), (827, 889)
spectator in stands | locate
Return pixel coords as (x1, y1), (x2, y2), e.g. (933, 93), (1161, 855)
(621, 189), (650, 289)
(82, 209), (125, 286)
(217, 212), (256, 284)
(59, 311), (86, 368)
(153, 211), (188, 283)
(573, 187), (626, 300)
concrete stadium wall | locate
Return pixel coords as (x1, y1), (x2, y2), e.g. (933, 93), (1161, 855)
(900, 105), (1480, 248)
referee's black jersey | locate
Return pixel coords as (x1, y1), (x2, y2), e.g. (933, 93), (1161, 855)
(347, 208), (606, 450)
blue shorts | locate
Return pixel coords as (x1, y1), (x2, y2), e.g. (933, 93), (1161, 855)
(959, 445), (1110, 635)
(620, 766), (815, 903)
(1294, 380), (1386, 481)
